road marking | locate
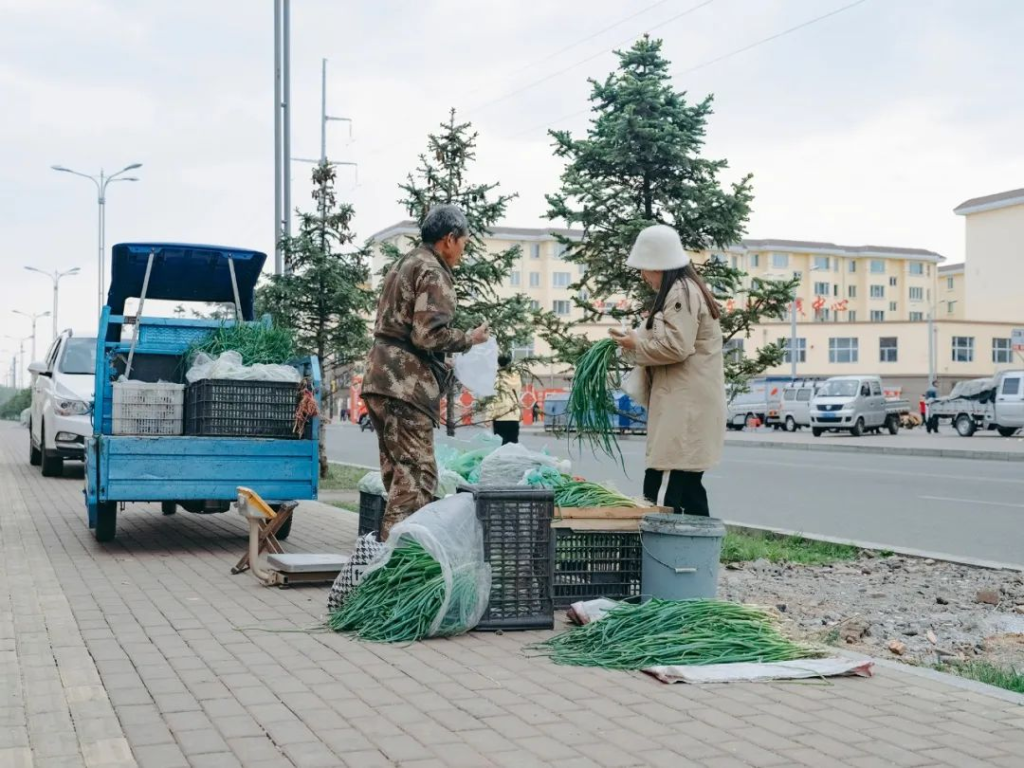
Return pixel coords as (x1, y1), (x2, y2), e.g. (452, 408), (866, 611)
(919, 495), (1024, 509)
(722, 456), (1024, 485)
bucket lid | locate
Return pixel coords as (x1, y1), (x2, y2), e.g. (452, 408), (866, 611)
(639, 513), (726, 537)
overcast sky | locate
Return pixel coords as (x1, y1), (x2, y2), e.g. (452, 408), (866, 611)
(2, 0), (1022, 362)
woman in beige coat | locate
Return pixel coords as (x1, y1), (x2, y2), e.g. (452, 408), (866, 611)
(609, 225), (725, 516)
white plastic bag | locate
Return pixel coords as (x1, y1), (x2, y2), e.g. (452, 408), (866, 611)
(366, 494), (491, 637)
(185, 350), (301, 384)
(621, 366), (650, 408)
(477, 442), (570, 487)
(434, 468), (463, 499)
(452, 338), (499, 398)
(356, 471), (387, 497)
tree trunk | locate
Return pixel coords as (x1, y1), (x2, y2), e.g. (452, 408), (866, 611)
(319, 421), (329, 478)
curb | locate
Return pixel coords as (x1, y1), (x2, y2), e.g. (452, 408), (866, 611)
(723, 438), (1024, 463)
(722, 520), (1024, 573)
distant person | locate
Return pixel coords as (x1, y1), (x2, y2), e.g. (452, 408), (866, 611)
(924, 380), (939, 433)
(490, 354), (521, 444)
(925, 380), (939, 400)
(532, 401), (540, 424)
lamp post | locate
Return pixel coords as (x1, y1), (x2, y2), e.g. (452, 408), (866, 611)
(51, 163), (142, 316)
(12, 310), (51, 364)
(24, 266), (80, 340)
(3, 336), (32, 389)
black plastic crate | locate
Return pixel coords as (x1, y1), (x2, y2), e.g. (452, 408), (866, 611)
(185, 379), (306, 438)
(358, 491), (386, 538)
(554, 528), (641, 607)
(473, 488), (555, 631)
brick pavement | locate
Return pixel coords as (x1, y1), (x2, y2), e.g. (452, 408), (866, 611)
(2, 423), (1022, 768)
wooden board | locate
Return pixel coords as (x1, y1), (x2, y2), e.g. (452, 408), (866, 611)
(554, 505), (670, 520)
(551, 518), (640, 531)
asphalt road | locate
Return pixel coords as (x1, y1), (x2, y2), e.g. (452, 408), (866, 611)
(326, 423), (1024, 568)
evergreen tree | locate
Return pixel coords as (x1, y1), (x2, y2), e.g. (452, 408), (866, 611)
(380, 109), (541, 435)
(258, 161), (373, 474)
(543, 36), (797, 389)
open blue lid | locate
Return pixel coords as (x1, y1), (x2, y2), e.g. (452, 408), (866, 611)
(107, 243), (267, 320)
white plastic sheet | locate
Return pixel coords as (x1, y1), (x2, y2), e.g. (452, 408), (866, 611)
(367, 494), (491, 637)
(644, 658), (875, 685)
(185, 350), (301, 384)
(357, 471), (387, 497)
(477, 442), (570, 488)
(452, 338), (498, 398)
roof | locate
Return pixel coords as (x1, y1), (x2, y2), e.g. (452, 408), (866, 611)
(939, 263), (964, 274)
(954, 187), (1024, 216)
(368, 222), (943, 261)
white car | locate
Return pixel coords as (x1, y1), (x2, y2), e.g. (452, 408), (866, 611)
(28, 333), (96, 476)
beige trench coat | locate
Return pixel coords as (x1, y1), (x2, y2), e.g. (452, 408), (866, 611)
(631, 279), (725, 472)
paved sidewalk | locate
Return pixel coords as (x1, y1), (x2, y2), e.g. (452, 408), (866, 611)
(2, 424), (1022, 768)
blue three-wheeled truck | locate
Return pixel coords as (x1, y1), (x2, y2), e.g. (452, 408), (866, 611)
(85, 243), (321, 541)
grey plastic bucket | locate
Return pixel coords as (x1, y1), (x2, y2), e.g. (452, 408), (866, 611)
(640, 513), (725, 601)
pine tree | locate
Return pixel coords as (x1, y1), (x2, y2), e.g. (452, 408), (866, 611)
(544, 36), (797, 389)
(258, 161), (373, 474)
(380, 109), (541, 435)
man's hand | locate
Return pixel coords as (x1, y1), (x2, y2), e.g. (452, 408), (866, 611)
(608, 327), (637, 350)
(468, 322), (490, 346)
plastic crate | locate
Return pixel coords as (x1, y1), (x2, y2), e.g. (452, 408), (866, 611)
(358, 491), (386, 537)
(185, 379), (304, 438)
(473, 488), (555, 631)
(554, 528), (641, 607)
(112, 382), (185, 435)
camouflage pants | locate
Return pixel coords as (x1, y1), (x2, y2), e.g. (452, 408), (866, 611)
(363, 395), (437, 541)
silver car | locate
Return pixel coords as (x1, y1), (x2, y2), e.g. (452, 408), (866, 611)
(810, 376), (890, 437)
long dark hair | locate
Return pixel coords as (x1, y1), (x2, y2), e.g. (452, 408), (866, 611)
(646, 264), (721, 330)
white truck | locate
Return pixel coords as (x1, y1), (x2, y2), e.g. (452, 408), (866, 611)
(809, 375), (910, 437)
(927, 370), (1024, 437)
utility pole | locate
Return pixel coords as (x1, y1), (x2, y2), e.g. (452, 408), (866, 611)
(273, 0), (292, 274)
(927, 308), (935, 386)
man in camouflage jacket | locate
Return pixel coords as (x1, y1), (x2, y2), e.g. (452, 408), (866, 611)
(361, 205), (489, 540)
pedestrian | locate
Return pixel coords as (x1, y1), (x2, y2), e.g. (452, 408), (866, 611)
(490, 354), (521, 444)
(532, 401), (540, 424)
(608, 224), (724, 516)
(925, 379), (939, 433)
(360, 204), (490, 539)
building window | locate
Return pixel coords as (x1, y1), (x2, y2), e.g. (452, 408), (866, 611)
(554, 243), (568, 260)
(813, 256), (829, 271)
(947, 300), (956, 315)
(870, 285), (885, 299)
(793, 271), (803, 282)
(829, 337), (859, 363)
(772, 253), (789, 269)
(947, 276), (955, 290)
(849, 261), (857, 273)
(879, 337), (898, 363)
(909, 287), (923, 301)
(782, 337), (806, 364)
(952, 336), (975, 363)
(833, 258), (840, 272)
(848, 285), (857, 299)
(814, 281), (830, 296)
(889, 301), (897, 312)
(552, 300), (571, 316)
(723, 338), (744, 363)
(871, 310), (885, 322)
(731, 255), (739, 269)
(578, 288), (590, 303)
(750, 253), (760, 268)
(993, 338), (1013, 364)
(510, 271), (521, 287)
(833, 285), (839, 297)
(529, 272), (541, 288)
(553, 272), (571, 288)
(847, 310), (857, 322)
(530, 243), (541, 259)
(870, 260), (885, 274)
(908, 262), (924, 275)
(529, 300), (540, 311)
(909, 311), (924, 322)
(889, 276), (898, 287)
(815, 308), (831, 322)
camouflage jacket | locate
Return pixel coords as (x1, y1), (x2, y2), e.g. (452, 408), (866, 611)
(361, 245), (471, 423)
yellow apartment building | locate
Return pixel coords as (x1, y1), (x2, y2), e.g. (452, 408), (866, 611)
(938, 263), (965, 320)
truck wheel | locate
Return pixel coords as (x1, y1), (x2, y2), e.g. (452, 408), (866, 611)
(40, 426), (64, 477)
(997, 427), (1018, 438)
(812, 428), (823, 437)
(29, 422), (42, 466)
(887, 415), (899, 435)
(955, 414), (976, 437)
(95, 502), (117, 542)
(785, 416), (797, 432)
(850, 418), (864, 437)
(161, 501), (177, 516)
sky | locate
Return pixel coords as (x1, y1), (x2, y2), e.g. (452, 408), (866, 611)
(2, 0), (1023, 374)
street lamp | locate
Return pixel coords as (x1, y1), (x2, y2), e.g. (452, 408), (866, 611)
(12, 310), (51, 364)
(24, 266), (80, 340)
(51, 163), (142, 316)
(2, 335), (33, 389)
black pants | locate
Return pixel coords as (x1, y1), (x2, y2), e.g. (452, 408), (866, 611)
(493, 420), (520, 445)
(644, 469), (709, 517)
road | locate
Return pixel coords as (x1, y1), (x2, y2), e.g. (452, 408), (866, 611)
(326, 423), (1024, 569)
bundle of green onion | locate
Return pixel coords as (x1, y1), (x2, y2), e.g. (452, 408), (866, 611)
(524, 466), (638, 508)
(531, 598), (822, 669)
(328, 540), (479, 643)
(566, 339), (623, 462)
(187, 323), (295, 366)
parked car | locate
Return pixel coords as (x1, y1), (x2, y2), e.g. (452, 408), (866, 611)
(28, 332), (96, 476)
(810, 375), (909, 437)
(779, 380), (821, 431)
(928, 370), (1024, 437)
(726, 377), (795, 430)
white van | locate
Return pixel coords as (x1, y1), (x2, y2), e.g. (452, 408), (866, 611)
(779, 381), (820, 431)
(810, 375), (906, 437)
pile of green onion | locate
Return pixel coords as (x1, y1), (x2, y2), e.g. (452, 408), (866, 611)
(187, 323), (295, 366)
(327, 540), (479, 643)
(524, 466), (638, 508)
(531, 598), (822, 669)
(566, 339), (623, 462)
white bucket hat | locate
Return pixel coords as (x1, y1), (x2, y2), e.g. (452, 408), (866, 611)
(626, 224), (690, 271)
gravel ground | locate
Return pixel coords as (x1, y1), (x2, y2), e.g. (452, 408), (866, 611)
(719, 553), (1024, 669)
